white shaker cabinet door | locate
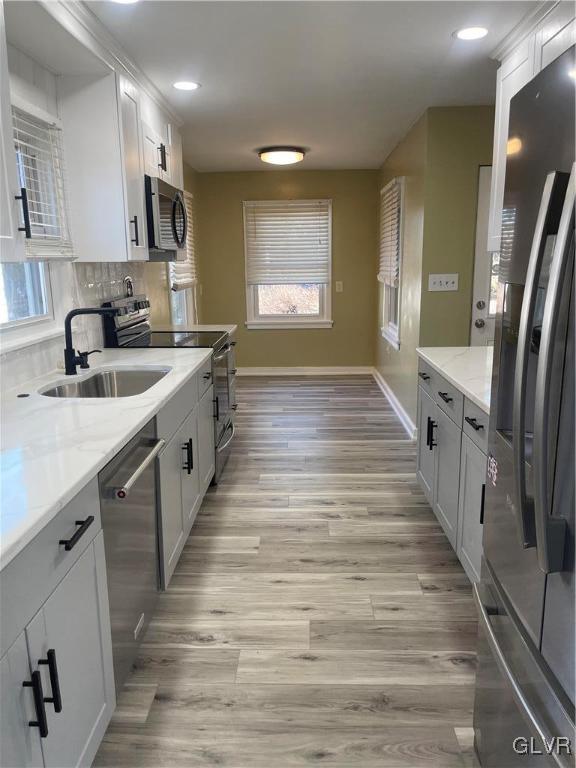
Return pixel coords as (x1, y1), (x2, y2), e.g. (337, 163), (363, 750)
(179, 407), (202, 534)
(433, 407), (462, 550)
(0, 632), (43, 768)
(416, 386), (436, 506)
(535, 2), (576, 71)
(118, 76), (147, 260)
(457, 434), (487, 582)
(26, 534), (115, 768)
(158, 430), (186, 588)
(486, 36), (535, 253)
(198, 385), (216, 493)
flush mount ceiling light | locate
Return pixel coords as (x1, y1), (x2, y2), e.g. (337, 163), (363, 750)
(173, 81), (201, 91)
(258, 147), (305, 165)
(454, 26), (488, 41)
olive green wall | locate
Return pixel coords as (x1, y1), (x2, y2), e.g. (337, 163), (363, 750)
(194, 170), (379, 367)
(375, 106), (494, 425)
(375, 113), (428, 424)
(420, 106), (495, 346)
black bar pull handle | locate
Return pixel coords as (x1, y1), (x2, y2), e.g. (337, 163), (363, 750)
(438, 391), (453, 404)
(15, 187), (32, 239)
(465, 416), (484, 431)
(480, 483), (486, 525)
(425, 416), (431, 448)
(158, 143), (167, 172)
(429, 420), (437, 450)
(23, 671), (48, 738)
(130, 215), (139, 246)
(182, 439), (193, 474)
(213, 396), (220, 421)
(418, 372), (430, 381)
(38, 649), (62, 713)
(59, 516), (94, 552)
(203, 371), (212, 380)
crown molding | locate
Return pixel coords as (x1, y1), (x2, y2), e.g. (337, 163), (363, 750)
(39, 0), (183, 127)
(490, 1), (557, 61)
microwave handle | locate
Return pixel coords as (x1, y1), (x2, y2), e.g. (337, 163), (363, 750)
(172, 191), (187, 248)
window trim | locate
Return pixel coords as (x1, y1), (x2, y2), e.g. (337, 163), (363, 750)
(378, 177), (405, 350)
(244, 198), (333, 329)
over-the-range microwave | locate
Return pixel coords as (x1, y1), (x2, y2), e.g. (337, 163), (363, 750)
(144, 175), (187, 261)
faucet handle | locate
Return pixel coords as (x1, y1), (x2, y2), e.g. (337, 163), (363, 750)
(78, 350), (102, 369)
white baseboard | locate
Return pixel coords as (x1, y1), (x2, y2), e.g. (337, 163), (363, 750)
(235, 366), (374, 376)
(372, 368), (417, 439)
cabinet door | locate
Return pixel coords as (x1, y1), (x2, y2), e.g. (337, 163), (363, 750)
(142, 122), (162, 179)
(118, 76), (147, 260)
(433, 408), (462, 549)
(0, 632), (43, 768)
(198, 385), (216, 493)
(535, 3), (576, 71)
(416, 386), (436, 505)
(457, 434), (487, 582)
(486, 36), (535, 252)
(158, 430), (186, 588)
(26, 533), (115, 768)
(179, 408), (201, 534)
(0, 1), (25, 262)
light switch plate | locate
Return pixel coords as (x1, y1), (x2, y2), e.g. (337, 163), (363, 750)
(335, 281), (343, 293)
(428, 273), (459, 292)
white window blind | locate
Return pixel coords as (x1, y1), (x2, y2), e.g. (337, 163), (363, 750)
(244, 199), (331, 285)
(170, 192), (197, 291)
(378, 178), (404, 286)
(12, 107), (74, 260)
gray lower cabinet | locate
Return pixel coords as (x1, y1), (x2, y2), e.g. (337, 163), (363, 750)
(416, 387), (436, 505)
(433, 407), (462, 549)
(0, 532), (114, 768)
(457, 434), (487, 582)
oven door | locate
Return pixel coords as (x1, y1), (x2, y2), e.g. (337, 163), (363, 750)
(213, 344), (231, 441)
(145, 176), (187, 256)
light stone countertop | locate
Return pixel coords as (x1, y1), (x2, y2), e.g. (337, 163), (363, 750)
(0, 346), (212, 570)
(416, 346), (493, 414)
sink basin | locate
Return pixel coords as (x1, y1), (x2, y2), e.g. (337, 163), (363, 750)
(40, 368), (170, 398)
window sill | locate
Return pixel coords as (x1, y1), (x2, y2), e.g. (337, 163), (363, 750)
(0, 325), (64, 355)
(380, 326), (400, 350)
(246, 319), (333, 330)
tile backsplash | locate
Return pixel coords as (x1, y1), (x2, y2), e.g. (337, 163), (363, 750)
(1, 262), (171, 392)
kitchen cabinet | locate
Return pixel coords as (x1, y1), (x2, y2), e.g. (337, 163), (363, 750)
(0, 531), (114, 768)
(118, 76), (147, 260)
(487, 3), (575, 252)
(0, 0), (25, 263)
(198, 386), (216, 493)
(143, 121), (168, 181)
(457, 434), (487, 582)
(433, 407), (462, 549)
(416, 386), (435, 506)
(179, 407), (202, 530)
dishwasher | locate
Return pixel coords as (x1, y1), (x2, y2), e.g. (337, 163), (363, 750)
(98, 419), (165, 692)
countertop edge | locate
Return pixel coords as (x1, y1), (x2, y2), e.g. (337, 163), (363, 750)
(416, 347), (492, 415)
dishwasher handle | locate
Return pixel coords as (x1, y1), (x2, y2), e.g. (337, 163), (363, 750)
(108, 439), (165, 499)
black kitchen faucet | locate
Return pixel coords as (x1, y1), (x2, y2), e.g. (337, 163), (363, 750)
(63, 307), (128, 375)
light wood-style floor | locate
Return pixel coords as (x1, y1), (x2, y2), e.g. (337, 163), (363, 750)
(95, 375), (478, 767)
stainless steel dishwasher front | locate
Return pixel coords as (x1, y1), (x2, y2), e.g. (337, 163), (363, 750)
(98, 418), (164, 692)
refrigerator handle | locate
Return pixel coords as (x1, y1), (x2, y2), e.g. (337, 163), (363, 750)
(473, 584), (572, 768)
(533, 164), (575, 574)
(512, 171), (567, 550)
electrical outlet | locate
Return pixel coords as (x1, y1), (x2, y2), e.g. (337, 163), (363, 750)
(335, 281), (343, 293)
(428, 273), (459, 292)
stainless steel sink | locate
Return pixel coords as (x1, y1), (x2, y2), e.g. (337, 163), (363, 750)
(40, 368), (170, 398)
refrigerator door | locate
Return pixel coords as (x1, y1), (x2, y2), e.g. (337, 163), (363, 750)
(483, 47), (575, 644)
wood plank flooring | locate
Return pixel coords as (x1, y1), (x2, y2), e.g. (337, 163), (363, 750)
(95, 375), (478, 768)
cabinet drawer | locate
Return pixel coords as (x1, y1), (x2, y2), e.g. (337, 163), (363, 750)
(463, 398), (489, 454)
(198, 356), (214, 398)
(0, 478), (101, 657)
(417, 359), (435, 394)
(434, 373), (464, 427)
(156, 374), (198, 439)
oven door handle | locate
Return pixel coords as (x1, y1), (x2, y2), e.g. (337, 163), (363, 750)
(213, 346), (230, 363)
(107, 439), (165, 499)
(216, 422), (235, 453)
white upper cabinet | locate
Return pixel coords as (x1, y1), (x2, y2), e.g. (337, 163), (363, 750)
(487, 2), (576, 253)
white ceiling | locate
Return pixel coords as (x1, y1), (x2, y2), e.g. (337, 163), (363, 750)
(86, 1), (537, 172)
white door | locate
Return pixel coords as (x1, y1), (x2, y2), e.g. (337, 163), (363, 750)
(0, 1), (25, 262)
(470, 166), (496, 345)
(118, 76), (147, 260)
(26, 535), (115, 768)
(0, 632), (44, 768)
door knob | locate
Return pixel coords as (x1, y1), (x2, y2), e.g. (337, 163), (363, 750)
(475, 318), (486, 329)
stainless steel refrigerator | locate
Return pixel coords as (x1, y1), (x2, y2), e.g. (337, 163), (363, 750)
(473, 47), (575, 767)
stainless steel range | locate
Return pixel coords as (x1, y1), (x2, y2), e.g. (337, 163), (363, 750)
(101, 294), (236, 482)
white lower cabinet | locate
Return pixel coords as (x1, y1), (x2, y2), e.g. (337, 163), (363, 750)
(0, 532), (114, 768)
(179, 407), (202, 531)
(198, 386), (216, 493)
(457, 435), (487, 582)
(417, 370), (488, 581)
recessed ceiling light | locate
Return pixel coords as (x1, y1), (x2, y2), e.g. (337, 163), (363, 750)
(258, 147), (305, 165)
(173, 81), (201, 91)
(455, 26), (488, 41)
(110, 0), (139, 4)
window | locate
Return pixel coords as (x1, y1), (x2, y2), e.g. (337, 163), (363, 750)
(169, 191), (198, 326)
(0, 261), (51, 328)
(12, 106), (74, 259)
(378, 177), (404, 349)
(244, 199), (332, 328)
